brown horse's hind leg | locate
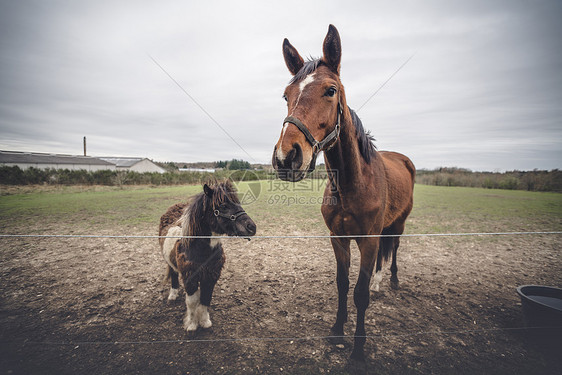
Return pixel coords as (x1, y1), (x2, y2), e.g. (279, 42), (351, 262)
(390, 237), (400, 289)
(389, 220), (405, 290)
(329, 236), (350, 344)
(371, 249), (384, 292)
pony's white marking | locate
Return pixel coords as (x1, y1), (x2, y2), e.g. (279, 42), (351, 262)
(162, 226), (182, 272)
(184, 289), (201, 332)
(196, 304), (212, 329)
(210, 232), (221, 249)
(370, 271), (383, 292)
(168, 287), (179, 301)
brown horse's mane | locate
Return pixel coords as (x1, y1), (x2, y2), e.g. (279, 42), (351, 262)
(289, 57), (377, 163)
(180, 179), (239, 246)
(348, 109), (377, 163)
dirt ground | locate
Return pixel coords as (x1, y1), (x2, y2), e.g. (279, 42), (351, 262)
(1, 222), (561, 374)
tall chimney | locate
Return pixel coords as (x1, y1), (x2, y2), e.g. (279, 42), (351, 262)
(83, 136), (86, 156)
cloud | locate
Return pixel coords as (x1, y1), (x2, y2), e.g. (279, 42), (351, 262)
(0, 0), (560, 171)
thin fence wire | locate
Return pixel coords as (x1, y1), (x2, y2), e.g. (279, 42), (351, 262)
(0, 231), (561, 240)
(12, 326), (560, 346)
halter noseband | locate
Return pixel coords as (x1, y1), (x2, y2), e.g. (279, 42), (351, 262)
(282, 99), (342, 173)
(214, 209), (246, 221)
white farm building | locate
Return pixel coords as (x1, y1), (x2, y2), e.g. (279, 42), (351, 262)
(0, 151), (165, 173)
(99, 157), (166, 173)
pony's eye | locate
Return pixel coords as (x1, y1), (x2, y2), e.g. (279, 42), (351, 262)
(325, 87), (337, 97)
(282, 94), (288, 102)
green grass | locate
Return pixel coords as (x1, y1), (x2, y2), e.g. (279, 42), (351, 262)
(0, 183), (560, 236)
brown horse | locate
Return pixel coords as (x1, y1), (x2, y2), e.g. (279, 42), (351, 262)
(272, 25), (415, 362)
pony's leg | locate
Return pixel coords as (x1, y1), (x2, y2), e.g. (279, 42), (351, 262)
(182, 272), (200, 334)
(168, 267), (180, 301)
(330, 236), (351, 341)
(197, 278), (217, 329)
(184, 289), (200, 333)
(351, 237), (378, 361)
(370, 248), (384, 292)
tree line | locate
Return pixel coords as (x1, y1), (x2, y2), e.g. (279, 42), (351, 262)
(1, 165), (560, 192)
(415, 168), (561, 192)
(0, 166), (272, 187)
(214, 159), (251, 170)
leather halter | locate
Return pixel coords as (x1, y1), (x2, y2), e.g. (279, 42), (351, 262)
(282, 99), (342, 173)
(214, 209), (246, 221)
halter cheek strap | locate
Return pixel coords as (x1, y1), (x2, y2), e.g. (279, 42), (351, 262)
(282, 99), (342, 173)
(214, 209), (246, 221)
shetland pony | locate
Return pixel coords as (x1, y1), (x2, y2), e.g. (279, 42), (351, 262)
(272, 25), (415, 361)
(159, 181), (256, 335)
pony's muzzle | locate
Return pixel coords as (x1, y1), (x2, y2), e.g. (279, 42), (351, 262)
(237, 214), (257, 238)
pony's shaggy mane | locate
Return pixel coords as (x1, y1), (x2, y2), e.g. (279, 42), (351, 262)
(180, 180), (239, 246)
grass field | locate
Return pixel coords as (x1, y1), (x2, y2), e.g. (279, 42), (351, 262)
(1, 183), (561, 374)
(1, 182), (560, 235)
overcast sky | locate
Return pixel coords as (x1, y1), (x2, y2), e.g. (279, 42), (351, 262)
(0, 0), (560, 171)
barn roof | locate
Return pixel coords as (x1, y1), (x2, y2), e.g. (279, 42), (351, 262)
(0, 150), (114, 166)
(98, 157), (144, 167)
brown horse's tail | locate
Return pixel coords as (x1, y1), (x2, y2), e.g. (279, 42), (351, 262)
(379, 232), (395, 264)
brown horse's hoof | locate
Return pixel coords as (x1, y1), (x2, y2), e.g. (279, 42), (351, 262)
(390, 276), (400, 290)
(328, 327), (346, 346)
(347, 352), (367, 374)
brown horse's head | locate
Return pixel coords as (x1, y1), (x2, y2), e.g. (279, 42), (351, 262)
(273, 24), (344, 182)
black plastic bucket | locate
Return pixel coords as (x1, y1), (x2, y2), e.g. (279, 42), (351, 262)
(516, 285), (562, 339)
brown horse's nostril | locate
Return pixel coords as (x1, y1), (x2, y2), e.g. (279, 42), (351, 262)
(276, 143), (303, 171)
(290, 143), (303, 171)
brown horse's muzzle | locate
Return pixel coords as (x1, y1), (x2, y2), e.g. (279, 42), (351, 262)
(272, 142), (311, 182)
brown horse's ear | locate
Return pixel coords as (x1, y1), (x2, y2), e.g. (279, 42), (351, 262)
(203, 184), (214, 197)
(322, 24), (341, 74)
(283, 38), (304, 76)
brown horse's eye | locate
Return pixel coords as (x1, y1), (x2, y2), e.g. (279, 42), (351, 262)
(282, 94), (288, 102)
(325, 87), (337, 97)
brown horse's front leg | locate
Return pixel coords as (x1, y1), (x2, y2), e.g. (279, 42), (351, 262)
(351, 237), (378, 362)
(330, 236), (350, 343)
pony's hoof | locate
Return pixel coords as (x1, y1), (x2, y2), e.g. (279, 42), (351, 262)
(184, 320), (199, 334)
(185, 328), (198, 338)
(199, 319), (212, 329)
(167, 288), (180, 301)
